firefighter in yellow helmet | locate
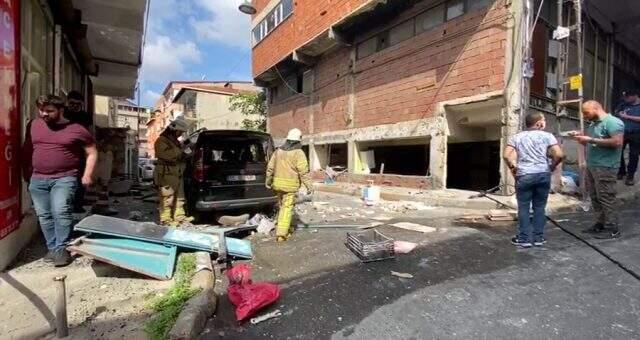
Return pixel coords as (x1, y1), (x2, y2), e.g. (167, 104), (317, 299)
(266, 128), (313, 242)
(154, 115), (193, 226)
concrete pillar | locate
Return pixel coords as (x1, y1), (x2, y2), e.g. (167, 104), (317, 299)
(347, 140), (359, 174)
(429, 133), (447, 190)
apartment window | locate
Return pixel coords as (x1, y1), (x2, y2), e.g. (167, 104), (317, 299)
(252, 0), (294, 45)
(446, 0), (465, 20)
(415, 4), (444, 34)
(357, 36), (378, 59)
(389, 19), (415, 46)
(468, 0), (492, 11)
(302, 70), (314, 95)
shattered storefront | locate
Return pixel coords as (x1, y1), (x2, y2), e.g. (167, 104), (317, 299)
(0, 0), (146, 270)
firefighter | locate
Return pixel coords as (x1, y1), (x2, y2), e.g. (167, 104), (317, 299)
(266, 128), (313, 242)
(154, 116), (193, 226)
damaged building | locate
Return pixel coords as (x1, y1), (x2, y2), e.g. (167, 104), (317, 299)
(250, 0), (640, 190)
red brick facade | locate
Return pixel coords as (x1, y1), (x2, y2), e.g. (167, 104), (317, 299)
(252, 0), (369, 76)
(262, 1), (509, 138)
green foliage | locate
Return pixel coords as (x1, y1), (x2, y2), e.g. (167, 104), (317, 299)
(144, 253), (200, 340)
(229, 91), (267, 132)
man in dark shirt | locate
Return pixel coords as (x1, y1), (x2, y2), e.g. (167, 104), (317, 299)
(66, 90), (93, 212)
(616, 89), (640, 185)
(23, 95), (97, 266)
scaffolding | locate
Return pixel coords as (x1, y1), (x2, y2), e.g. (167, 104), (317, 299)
(553, 0), (588, 202)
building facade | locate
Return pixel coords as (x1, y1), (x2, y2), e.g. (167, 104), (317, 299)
(172, 85), (260, 131)
(146, 81), (256, 157)
(251, 0), (640, 191)
(0, 0), (145, 269)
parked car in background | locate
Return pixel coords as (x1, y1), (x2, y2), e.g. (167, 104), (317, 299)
(138, 157), (155, 181)
(184, 130), (277, 219)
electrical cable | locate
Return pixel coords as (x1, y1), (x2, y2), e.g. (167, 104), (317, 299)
(470, 190), (640, 281)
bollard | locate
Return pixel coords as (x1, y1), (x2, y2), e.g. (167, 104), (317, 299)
(53, 275), (69, 338)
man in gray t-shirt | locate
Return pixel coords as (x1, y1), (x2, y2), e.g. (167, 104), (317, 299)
(503, 112), (564, 248)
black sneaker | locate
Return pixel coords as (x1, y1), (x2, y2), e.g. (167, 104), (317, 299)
(594, 230), (621, 240)
(625, 177), (635, 186)
(53, 249), (73, 267)
(534, 238), (547, 246)
(582, 223), (605, 234)
(43, 251), (56, 263)
(510, 237), (532, 248)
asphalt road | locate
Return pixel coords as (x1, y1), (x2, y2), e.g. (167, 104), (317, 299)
(202, 203), (640, 340)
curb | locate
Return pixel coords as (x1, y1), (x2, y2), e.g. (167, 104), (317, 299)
(168, 252), (217, 340)
(317, 182), (640, 213)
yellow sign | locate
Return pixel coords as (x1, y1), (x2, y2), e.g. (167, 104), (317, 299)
(570, 74), (583, 90)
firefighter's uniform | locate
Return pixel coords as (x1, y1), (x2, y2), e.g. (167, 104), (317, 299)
(266, 129), (312, 241)
(154, 116), (191, 226)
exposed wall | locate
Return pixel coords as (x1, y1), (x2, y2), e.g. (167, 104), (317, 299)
(252, 0), (370, 76)
(267, 1), (508, 140)
(194, 93), (238, 130)
(94, 95), (111, 127)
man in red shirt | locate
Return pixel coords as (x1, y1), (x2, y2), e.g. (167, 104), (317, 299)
(23, 95), (98, 266)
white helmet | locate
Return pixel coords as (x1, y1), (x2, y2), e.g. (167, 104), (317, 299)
(169, 115), (190, 132)
(286, 128), (302, 141)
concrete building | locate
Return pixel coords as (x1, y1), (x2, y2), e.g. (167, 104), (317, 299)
(0, 0), (146, 269)
(146, 81), (256, 157)
(172, 85), (260, 131)
(250, 0), (640, 191)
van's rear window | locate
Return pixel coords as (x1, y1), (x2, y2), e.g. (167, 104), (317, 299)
(203, 138), (268, 163)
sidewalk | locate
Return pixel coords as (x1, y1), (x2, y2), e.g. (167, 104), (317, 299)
(0, 194), (171, 339)
(316, 181), (640, 213)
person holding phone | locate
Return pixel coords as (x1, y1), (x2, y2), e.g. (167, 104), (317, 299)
(569, 100), (624, 239)
(503, 112), (564, 248)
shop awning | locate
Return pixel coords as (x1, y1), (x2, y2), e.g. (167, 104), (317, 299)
(72, 0), (147, 98)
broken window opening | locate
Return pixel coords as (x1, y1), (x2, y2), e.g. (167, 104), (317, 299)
(447, 141), (500, 191)
(362, 143), (429, 176)
(328, 143), (348, 169)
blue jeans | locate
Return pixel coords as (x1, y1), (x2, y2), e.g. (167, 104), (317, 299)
(515, 173), (551, 243)
(29, 177), (78, 251)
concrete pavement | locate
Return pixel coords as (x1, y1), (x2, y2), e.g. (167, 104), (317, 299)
(203, 202), (640, 339)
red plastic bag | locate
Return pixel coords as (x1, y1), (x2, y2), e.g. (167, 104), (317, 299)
(226, 264), (280, 321)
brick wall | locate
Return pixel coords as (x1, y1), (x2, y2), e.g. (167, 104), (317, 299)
(267, 1), (508, 136)
(312, 170), (433, 189)
(252, 0), (369, 76)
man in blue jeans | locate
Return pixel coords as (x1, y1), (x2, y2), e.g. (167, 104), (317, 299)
(503, 112), (564, 248)
(23, 95), (97, 266)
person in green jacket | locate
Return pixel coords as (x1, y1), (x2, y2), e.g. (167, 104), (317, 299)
(266, 128), (313, 242)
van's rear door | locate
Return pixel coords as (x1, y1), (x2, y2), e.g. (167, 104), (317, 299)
(197, 133), (274, 201)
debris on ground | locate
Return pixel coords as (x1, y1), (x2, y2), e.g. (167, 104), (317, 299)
(362, 182), (381, 206)
(128, 210), (144, 221)
(391, 222), (436, 233)
(226, 264), (281, 321)
(250, 309), (282, 324)
(257, 218), (276, 235)
(394, 241), (418, 254)
(390, 271), (414, 279)
(346, 230), (395, 262)
(109, 180), (134, 195)
(487, 209), (518, 221)
(371, 215), (393, 221)
(218, 214), (250, 226)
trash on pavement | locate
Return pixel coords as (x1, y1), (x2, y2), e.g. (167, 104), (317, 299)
(390, 271), (414, 279)
(487, 210), (517, 221)
(371, 215), (393, 221)
(394, 241), (417, 254)
(346, 229), (395, 262)
(257, 218), (276, 235)
(250, 309), (282, 324)
(67, 236), (177, 280)
(390, 222), (436, 233)
(218, 214), (250, 226)
(226, 264), (281, 321)
(560, 175), (579, 195)
(362, 181), (381, 206)
(128, 210), (143, 221)
(75, 215), (253, 258)
(108, 179), (133, 195)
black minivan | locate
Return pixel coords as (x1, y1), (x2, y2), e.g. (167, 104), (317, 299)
(184, 130), (277, 218)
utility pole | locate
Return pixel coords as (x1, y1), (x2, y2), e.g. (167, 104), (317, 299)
(520, 0), (535, 129)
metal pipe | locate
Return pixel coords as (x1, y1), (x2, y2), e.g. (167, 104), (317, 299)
(54, 275), (69, 338)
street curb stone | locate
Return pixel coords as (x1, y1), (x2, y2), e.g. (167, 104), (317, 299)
(168, 252), (216, 340)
